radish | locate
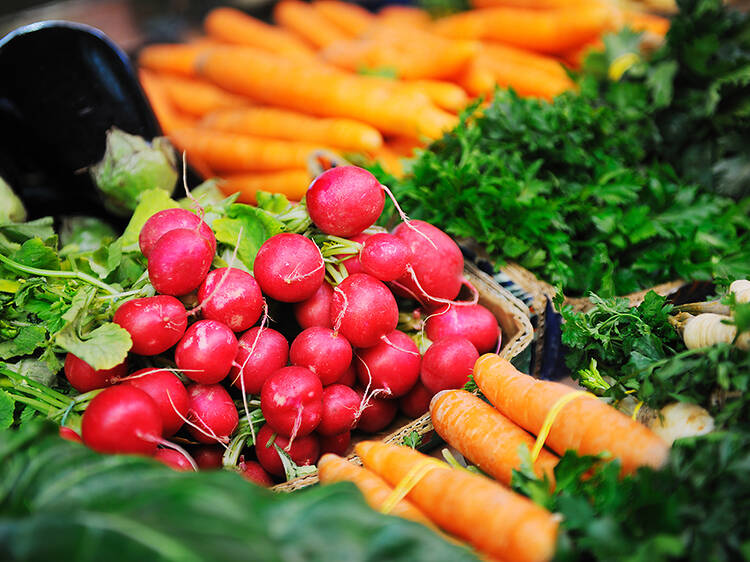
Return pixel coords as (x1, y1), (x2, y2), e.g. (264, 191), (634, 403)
(319, 431), (350, 456)
(426, 303), (500, 353)
(139, 208), (216, 258)
(255, 424), (320, 477)
(354, 389), (398, 433)
(339, 232), (370, 276)
(81, 385), (163, 455)
(289, 327), (352, 386)
(197, 268), (263, 332)
(355, 330), (420, 398)
(359, 233), (412, 282)
(391, 220), (465, 305)
(230, 327), (289, 395)
(399, 381), (434, 418)
(420, 337), (479, 394)
(329, 273), (398, 348)
(154, 448), (195, 471)
(113, 295), (187, 355)
(253, 233), (324, 303)
(317, 384), (360, 436)
(192, 446), (224, 469)
(294, 282), (334, 329)
(239, 459), (274, 486)
(186, 383), (239, 444)
(175, 320), (238, 384)
(148, 228), (214, 296)
(306, 166), (384, 237)
(333, 362), (357, 387)
(63, 353), (127, 393)
(260, 366), (323, 441)
(122, 368), (189, 436)
(59, 426), (82, 443)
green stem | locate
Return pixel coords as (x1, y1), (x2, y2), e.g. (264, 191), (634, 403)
(0, 253), (119, 295)
(1, 367), (71, 404)
(8, 393), (55, 416)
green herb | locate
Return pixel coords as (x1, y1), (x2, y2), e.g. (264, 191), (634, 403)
(402, 430), (422, 449)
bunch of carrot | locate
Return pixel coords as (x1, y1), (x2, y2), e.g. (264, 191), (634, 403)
(137, 1), (669, 203)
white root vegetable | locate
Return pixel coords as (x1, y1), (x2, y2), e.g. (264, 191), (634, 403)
(730, 279), (750, 304)
(683, 313), (748, 351)
(647, 402), (715, 446)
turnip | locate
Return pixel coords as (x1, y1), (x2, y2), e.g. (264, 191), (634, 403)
(317, 384), (360, 436)
(81, 385), (163, 455)
(148, 228), (214, 296)
(196, 267), (263, 332)
(330, 273), (398, 348)
(425, 303), (500, 353)
(289, 327), (352, 386)
(319, 431), (350, 456)
(294, 282), (334, 329)
(139, 208), (216, 258)
(420, 337), (479, 394)
(229, 327), (289, 394)
(113, 295), (187, 355)
(356, 330), (420, 398)
(122, 368), (189, 436)
(255, 423), (320, 477)
(306, 166), (385, 237)
(359, 233), (412, 282)
(253, 233), (324, 303)
(186, 383), (239, 444)
(175, 320), (238, 384)
(399, 381), (434, 418)
(192, 445), (224, 469)
(260, 366), (323, 442)
(239, 459), (274, 486)
(63, 353), (127, 393)
(354, 388), (398, 433)
(154, 448), (196, 471)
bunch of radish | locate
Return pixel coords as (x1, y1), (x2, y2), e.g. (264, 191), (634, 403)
(65, 165), (501, 485)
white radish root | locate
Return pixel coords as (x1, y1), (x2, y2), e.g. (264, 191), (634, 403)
(646, 402), (715, 446)
(730, 279), (750, 304)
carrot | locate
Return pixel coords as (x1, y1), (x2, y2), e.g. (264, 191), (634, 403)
(154, 74), (248, 117)
(217, 170), (311, 203)
(356, 441), (558, 562)
(138, 69), (196, 134)
(430, 389), (559, 486)
(371, 145), (406, 178)
(472, 0), (597, 9)
(138, 44), (207, 78)
(405, 80), (469, 112)
(473, 354), (670, 474)
(169, 128), (332, 173)
(561, 37), (604, 68)
(201, 107), (382, 152)
(203, 7), (314, 59)
(274, 0), (350, 49)
(318, 453), (437, 527)
(313, 1), (375, 36)
(197, 46), (458, 139)
(378, 5), (432, 29)
(621, 10), (670, 37)
(481, 42), (569, 78)
(385, 136), (424, 158)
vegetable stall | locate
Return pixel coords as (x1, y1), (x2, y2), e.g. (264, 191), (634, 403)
(1, 0), (749, 560)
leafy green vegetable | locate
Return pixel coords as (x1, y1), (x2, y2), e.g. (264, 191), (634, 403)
(59, 217), (116, 252)
(213, 204), (285, 270)
(0, 177), (26, 223)
(402, 431), (422, 449)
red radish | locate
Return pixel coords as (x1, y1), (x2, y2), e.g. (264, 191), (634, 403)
(333, 363), (357, 387)
(359, 233), (412, 282)
(113, 295), (187, 356)
(193, 446), (224, 469)
(306, 166), (384, 237)
(175, 320), (238, 384)
(329, 273), (398, 348)
(319, 431), (350, 456)
(122, 368), (189, 436)
(399, 381), (434, 418)
(355, 330), (420, 398)
(81, 385), (163, 455)
(229, 327), (289, 394)
(420, 337), (479, 394)
(197, 268), (263, 332)
(59, 426), (82, 443)
(260, 366), (323, 440)
(391, 220), (464, 305)
(339, 232), (370, 276)
(154, 448), (194, 471)
(294, 282), (334, 329)
(63, 353), (127, 393)
(317, 384), (360, 436)
(139, 208), (216, 258)
(239, 459), (274, 486)
(289, 327), (352, 386)
(186, 383), (239, 444)
(425, 303), (500, 353)
(253, 233), (324, 302)
(148, 228), (214, 296)
(354, 389), (398, 433)
(255, 424), (320, 477)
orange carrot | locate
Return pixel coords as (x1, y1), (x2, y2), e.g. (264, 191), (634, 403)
(197, 46), (458, 139)
(201, 107), (382, 152)
(203, 7), (315, 59)
(481, 42), (570, 78)
(356, 441), (558, 562)
(472, 0), (596, 8)
(561, 38), (604, 68)
(430, 389), (559, 486)
(138, 44), (207, 78)
(313, 1), (375, 36)
(385, 136), (424, 158)
(217, 170), (311, 203)
(621, 10), (670, 37)
(274, 0), (350, 49)
(371, 144), (406, 178)
(473, 355), (670, 474)
(169, 128), (333, 173)
(405, 80), (469, 112)
(378, 5), (432, 29)
(155, 74), (248, 117)
(138, 69), (196, 134)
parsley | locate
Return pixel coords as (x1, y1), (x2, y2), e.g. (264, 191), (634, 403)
(402, 431), (422, 449)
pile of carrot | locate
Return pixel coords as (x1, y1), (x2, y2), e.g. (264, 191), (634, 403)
(137, 0), (669, 204)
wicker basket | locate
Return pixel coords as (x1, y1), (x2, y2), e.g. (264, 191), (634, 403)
(272, 261), (535, 492)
